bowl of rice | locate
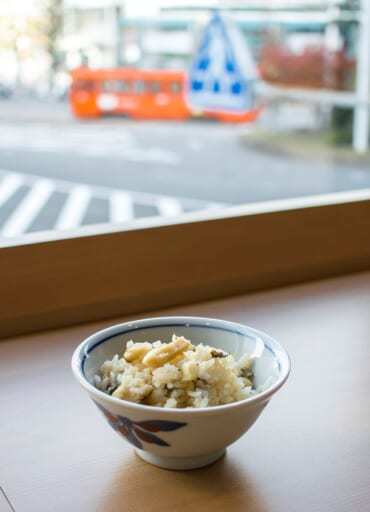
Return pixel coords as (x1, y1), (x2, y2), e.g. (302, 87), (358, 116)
(72, 316), (290, 470)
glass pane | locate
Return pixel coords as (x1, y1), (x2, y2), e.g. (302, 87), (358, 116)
(146, 81), (161, 93)
(120, 80), (131, 93)
(169, 81), (182, 94)
(0, 1), (368, 242)
(72, 80), (95, 92)
(133, 80), (145, 93)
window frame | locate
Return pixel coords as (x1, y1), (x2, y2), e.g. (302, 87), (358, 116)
(2, 189), (370, 339)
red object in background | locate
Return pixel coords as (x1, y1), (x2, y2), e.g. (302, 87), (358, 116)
(70, 68), (190, 120)
(204, 108), (262, 123)
(259, 44), (355, 90)
(69, 67), (261, 123)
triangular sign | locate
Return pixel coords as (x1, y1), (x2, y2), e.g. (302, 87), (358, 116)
(187, 11), (258, 113)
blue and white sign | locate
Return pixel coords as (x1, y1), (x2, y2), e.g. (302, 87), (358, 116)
(187, 12), (258, 113)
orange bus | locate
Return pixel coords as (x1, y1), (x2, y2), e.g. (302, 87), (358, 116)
(69, 67), (261, 123)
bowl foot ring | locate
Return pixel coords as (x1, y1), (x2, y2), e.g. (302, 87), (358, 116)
(135, 448), (226, 470)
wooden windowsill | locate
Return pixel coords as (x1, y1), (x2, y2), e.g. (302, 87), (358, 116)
(3, 189), (370, 339)
(1, 271), (369, 512)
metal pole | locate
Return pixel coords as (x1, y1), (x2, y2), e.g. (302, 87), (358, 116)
(114, 3), (123, 67)
(353, 0), (370, 153)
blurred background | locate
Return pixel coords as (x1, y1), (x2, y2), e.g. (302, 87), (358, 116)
(0, 0), (369, 239)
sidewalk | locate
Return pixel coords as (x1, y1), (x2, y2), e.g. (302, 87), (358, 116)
(242, 129), (370, 169)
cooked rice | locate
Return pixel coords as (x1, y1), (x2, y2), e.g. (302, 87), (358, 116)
(94, 334), (256, 408)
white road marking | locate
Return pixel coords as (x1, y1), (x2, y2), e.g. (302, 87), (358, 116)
(157, 197), (183, 217)
(0, 168), (220, 209)
(0, 173), (23, 207)
(1, 179), (54, 237)
(0, 169), (226, 237)
(55, 185), (91, 230)
(110, 191), (134, 222)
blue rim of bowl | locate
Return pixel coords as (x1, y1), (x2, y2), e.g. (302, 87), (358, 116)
(71, 316), (291, 415)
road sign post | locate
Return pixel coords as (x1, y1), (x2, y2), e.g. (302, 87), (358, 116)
(187, 11), (257, 115)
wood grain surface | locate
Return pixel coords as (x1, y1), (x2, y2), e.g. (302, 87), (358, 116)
(1, 272), (370, 512)
(2, 193), (370, 340)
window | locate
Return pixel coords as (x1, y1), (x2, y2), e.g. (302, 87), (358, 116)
(102, 80), (114, 92)
(169, 81), (182, 94)
(102, 80), (127, 93)
(133, 80), (145, 93)
(71, 79), (95, 92)
(1, 1), (370, 338)
(146, 81), (161, 93)
(120, 80), (132, 93)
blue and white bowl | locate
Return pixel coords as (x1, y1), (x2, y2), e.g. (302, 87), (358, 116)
(71, 316), (290, 470)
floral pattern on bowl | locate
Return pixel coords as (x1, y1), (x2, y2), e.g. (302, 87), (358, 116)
(94, 401), (187, 449)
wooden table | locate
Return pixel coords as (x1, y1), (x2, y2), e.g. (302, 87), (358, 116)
(1, 272), (370, 512)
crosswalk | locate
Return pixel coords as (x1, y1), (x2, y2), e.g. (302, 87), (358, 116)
(54, 185), (91, 231)
(1, 179), (54, 238)
(0, 170), (223, 239)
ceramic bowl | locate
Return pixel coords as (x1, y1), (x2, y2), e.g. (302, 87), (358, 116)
(71, 316), (290, 470)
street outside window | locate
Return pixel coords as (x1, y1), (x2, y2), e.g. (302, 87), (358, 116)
(0, 0), (369, 242)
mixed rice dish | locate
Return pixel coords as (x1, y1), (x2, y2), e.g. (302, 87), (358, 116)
(94, 335), (256, 408)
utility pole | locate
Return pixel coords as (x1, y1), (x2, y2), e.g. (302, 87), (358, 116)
(353, 0), (370, 153)
(114, 3), (123, 67)
(43, 0), (63, 92)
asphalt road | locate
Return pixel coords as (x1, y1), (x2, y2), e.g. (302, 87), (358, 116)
(1, 97), (370, 238)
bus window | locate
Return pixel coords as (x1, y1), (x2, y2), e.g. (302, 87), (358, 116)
(120, 80), (131, 93)
(133, 80), (145, 94)
(102, 80), (131, 93)
(102, 80), (121, 93)
(147, 81), (161, 94)
(169, 81), (182, 94)
(72, 80), (95, 92)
